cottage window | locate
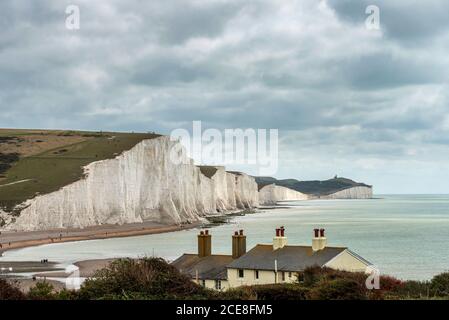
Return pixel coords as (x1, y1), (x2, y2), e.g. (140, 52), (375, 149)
(288, 272), (292, 278)
(238, 269), (244, 278)
(281, 272), (285, 281)
(201, 280), (206, 287)
(215, 280), (222, 290)
(255, 270), (259, 279)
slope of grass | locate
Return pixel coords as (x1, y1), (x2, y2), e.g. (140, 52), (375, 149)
(0, 129), (160, 212)
(255, 176), (372, 196)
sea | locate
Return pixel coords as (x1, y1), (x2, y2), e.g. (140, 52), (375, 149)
(1, 194), (449, 281)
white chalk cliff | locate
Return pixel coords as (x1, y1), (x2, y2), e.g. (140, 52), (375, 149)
(208, 167), (259, 211)
(319, 186), (373, 199)
(1, 136), (260, 231)
(259, 184), (309, 205)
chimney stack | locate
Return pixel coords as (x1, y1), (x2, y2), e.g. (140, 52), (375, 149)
(312, 228), (327, 252)
(232, 231), (239, 259)
(232, 230), (247, 259)
(273, 226), (287, 250)
(198, 229), (212, 257)
(319, 228), (327, 250)
(312, 228), (321, 252)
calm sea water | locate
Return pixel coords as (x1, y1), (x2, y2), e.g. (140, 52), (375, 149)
(2, 195), (449, 280)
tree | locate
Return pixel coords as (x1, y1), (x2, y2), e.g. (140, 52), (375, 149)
(28, 281), (55, 300)
(430, 272), (449, 296)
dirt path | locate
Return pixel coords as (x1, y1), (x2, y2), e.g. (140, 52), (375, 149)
(0, 179), (32, 187)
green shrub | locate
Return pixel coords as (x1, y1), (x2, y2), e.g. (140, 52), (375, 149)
(0, 279), (26, 300)
(430, 272), (449, 297)
(253, 284), (309, 300)
(302, 266), (367, 286)
(78, 257), (211, 300)
(54, 288), (80, 300)
(308, 278), (367, 300)
(302, 266), (324, 287)
(388, 280), (430, 299)
(218, 287), (256, 300)
(364, 275), (404, 300)
(28, 281), (55, 300)
(219, 284), (309, 300)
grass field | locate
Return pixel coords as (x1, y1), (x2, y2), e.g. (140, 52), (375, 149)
(0, 129), (160, 212)
(254, 176), (372, 195)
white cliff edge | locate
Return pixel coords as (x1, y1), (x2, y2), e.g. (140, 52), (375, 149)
(320, 186), (373, 199)
(259, 184), (309, 205)
(1, 136), (259, 231)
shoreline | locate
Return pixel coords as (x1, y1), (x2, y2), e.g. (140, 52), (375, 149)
(0, 207), (270, 257)
(0, 201), (369, 256)
(0, 221), (201, 257)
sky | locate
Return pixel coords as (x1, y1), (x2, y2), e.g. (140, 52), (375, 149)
(1, 0), (449, 194)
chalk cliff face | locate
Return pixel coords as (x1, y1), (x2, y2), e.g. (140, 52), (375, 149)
(320, 186), (373, 199)
(210, 167), (259, 211)
(2, 136), (259, 231)
(259, 184), (309, 205)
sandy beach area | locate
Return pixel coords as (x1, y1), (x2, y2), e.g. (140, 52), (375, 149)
(0, 221), (201, 256)
(0, 220), (202, 292)
(31, 258), (117, 278)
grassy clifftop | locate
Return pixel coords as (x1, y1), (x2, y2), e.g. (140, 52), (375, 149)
(0, 129), (160, 212)
(255, 176), (372, 196)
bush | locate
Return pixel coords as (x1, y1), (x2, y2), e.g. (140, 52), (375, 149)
(364, 275), (404, 300)
(54, 288), (80, 300)
(0, 152), (20, 174)
(302, 266), (324, 287)
(430, 272), (449, 297)
(28, 281), (55, 300)
(308, 278), (367, 300)
(78, 257), (212, 300)
(389, 280), (430, 299)
(218, 287), (256, 300)
(302, 266), (367, 287)
(0, 279), (26, 300)
(219, 284), (309, 300)
(253, 284), (309, 300)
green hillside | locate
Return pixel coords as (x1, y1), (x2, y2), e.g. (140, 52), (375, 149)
(0, 129), (160, 213)
(255, 176), (372, 196)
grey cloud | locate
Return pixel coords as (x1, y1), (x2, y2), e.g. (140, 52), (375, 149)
(153, 2), (244, 44)
(1, 0), (449, 192)
(343, 52), (443, 89)
(130, 56), (218, 86)
(327, 0), (449, 44)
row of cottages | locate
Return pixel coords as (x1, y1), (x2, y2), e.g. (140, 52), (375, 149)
(172, 227), (373, 291)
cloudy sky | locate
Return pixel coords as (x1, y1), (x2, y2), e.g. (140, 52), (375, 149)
(1, 0), (449, 194)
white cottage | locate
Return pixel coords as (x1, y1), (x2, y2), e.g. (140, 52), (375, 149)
(172, 227), (372, 291)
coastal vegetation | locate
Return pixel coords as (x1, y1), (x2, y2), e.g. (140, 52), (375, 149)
(2, 258), (449, 300)
(255, 176), (372, 196)
(0, 278), (26, 300)
(0, 129), (159, 212)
